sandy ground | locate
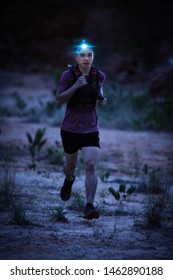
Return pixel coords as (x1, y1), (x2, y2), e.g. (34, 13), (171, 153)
(0, 72), (173, 260)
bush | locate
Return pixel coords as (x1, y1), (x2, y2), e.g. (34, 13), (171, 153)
(27, 128), (47, 170)
(98, 86), (173, 131)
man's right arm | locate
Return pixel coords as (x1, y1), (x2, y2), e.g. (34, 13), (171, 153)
(56, 73), (87, 105)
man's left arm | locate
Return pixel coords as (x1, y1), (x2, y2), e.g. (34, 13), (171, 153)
(98, 86), (107, 107)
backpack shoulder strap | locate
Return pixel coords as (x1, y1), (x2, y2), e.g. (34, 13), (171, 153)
(67, 65), (77, 81)
(90, 66), (99, 77)
(89, 66), (100, 93)
(67, 64), (82, 82)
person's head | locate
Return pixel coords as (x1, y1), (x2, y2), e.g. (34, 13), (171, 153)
(74, 40), (94, 69)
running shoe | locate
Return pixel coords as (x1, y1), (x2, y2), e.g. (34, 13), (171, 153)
(83, 204), (100, 220)
(60, 175), (75, 201)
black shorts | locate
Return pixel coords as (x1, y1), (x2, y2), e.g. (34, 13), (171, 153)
(61, 130), (100, 154)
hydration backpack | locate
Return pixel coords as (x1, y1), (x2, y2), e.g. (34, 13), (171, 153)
(67, 64), (100, 107)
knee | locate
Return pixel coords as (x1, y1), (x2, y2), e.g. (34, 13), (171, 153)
(85, 160), (96, 173)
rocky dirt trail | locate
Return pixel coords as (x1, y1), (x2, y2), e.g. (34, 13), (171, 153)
(0, 72), (173, 260)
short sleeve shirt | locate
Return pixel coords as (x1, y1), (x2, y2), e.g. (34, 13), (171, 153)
(57, 68), (105, 134)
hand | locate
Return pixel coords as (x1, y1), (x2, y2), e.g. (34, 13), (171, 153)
(75, 75), (87, 89)
(98, 96), (107, 107)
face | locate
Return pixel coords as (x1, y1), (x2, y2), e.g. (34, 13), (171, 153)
(75, 48), (94, 69)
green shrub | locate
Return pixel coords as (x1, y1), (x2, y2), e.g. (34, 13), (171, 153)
(109, 184), (136, 214)
(46, 141), (64, 165)
(10, 201), (31, 225)
(0, 146), (16, 206)
(68, 191), (85, 211)
(50, 205), (68, 223)
(98, 86), (173, 131)
(27, 128), (47, 170)
(142, 193), (168, 227)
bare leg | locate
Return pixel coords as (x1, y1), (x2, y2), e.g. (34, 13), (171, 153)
(63, 152), (78, 181)
(60, 152), (78, 201)
(81, 146), (99, 204)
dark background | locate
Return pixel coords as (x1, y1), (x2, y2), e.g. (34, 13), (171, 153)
(0, 1), (173, 262)
(1, 0), (173, 73)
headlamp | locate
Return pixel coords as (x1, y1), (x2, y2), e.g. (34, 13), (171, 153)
(75, 40), (93, 54)
(81, 43), (88, 50)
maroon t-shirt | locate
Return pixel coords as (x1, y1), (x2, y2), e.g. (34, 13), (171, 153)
(57, 67), (105, 134)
